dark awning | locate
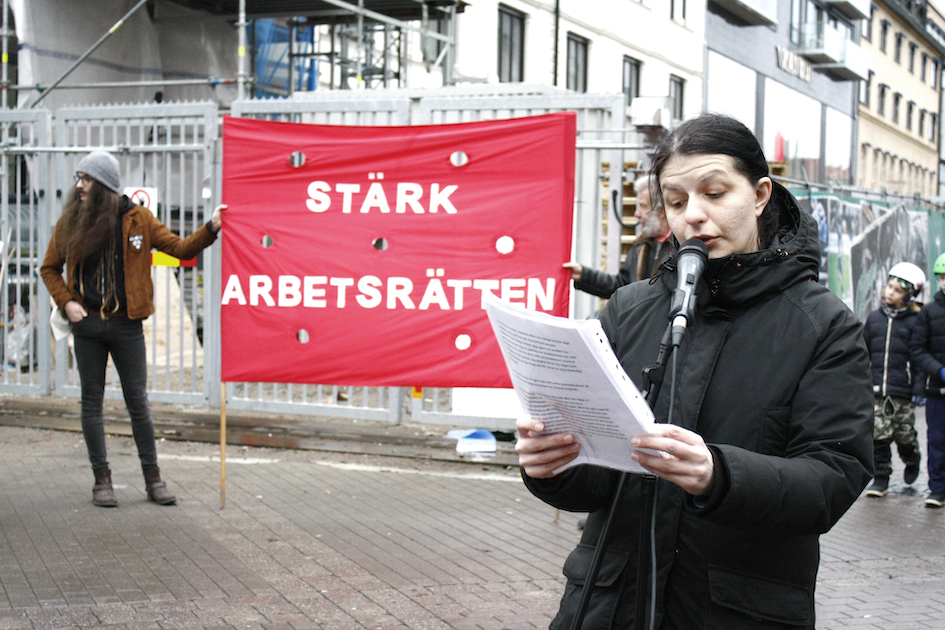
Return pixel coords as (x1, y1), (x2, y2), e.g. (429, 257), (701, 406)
(165, 0), (465, 23)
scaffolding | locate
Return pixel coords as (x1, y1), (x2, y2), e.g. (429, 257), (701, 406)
(1, 0), (462, 107)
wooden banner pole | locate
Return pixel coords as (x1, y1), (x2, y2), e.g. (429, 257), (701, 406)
(220, 381), (227, 510)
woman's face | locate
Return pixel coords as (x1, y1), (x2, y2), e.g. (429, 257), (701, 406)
(660, 154), (772, 259)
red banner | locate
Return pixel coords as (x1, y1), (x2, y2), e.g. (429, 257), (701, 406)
(220, 113), (576, 387)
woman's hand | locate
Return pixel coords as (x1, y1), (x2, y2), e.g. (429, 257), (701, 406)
(515, 416), (580, 478)
(64, 300), (87, 323)
(631, 424), (715, 496)
(211, 204), (226, 232)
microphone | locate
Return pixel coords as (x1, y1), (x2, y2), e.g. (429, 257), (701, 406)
(670, 238), (708, 348)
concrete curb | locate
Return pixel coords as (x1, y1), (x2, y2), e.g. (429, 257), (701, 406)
(0, 394), (520, 468)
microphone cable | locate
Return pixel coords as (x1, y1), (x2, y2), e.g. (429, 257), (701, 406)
(646, 341), (680, 630)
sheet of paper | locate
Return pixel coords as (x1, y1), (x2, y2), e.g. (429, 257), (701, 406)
(484, 292), (656, 474)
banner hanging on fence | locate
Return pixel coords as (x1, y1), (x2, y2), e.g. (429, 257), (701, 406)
(220, 113), (576, 387)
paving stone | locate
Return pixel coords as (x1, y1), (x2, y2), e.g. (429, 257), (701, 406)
(1, 408), (945, 629)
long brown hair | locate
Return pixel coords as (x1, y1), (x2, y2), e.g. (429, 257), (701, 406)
(54, 179), (121, 312)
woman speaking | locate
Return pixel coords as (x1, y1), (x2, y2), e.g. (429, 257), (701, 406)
(516, 114), (873, 629)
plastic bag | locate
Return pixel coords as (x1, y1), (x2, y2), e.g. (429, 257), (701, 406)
(5, 304), (32, 367)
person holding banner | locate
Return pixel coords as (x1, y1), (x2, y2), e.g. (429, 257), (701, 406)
(563, 174), (673, 298)
(516, 114), (872, 628)
(41, 150), (225, 508)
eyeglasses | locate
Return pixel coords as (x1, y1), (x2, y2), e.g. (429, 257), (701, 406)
(74, 174), (93, 185)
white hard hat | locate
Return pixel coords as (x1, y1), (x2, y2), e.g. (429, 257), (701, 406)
(888, 262), (926, 299)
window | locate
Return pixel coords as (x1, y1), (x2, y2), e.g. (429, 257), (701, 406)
(933, 60), (940, 89)
(807, 0), (825, 28)
(894, 32), (903, 63)
(893, 93), (901, 124)
(861, 5), (874, 40)
(922, 53), (929, 82)
(878, 84), (887, 116)
(931, 113), (938, 142)
(566, 33), (588, 93)
(880, 20), (889, 53)
(909, 43), (917, 72)
(669, 75), (685, 120)
(671, 0), (686, 23)
(907, 101), (915, 130)
(791, 0), (803, 44)
(920, 109), (927, 136)
(623, 56), (641, 106)
(498, 5), (524, 83)
(860, 71), (872, 106)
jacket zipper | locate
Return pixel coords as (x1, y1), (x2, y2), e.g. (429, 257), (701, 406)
(882, 317), (892, 395)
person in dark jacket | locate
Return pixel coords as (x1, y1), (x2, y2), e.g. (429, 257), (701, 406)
(910, 252), (945, 508)
(862, 262), (926, 497)
(516, 114), (873, 629)
(41, 151), (225, 508)
(564, 175), (673, 299)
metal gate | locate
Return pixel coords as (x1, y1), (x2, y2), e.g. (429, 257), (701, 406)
(49, 102), (220, 405)
(0, 109), (52, 395)
(230, 89), (630, 429)
(8, 92), (635, 431)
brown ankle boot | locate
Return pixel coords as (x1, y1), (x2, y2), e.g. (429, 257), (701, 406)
(92, 468), (118, 507)
(143, 466), (176, 505)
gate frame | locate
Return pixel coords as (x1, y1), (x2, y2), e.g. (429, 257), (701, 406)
(49, 101), (221, 404)
(0, 108), (53, 395)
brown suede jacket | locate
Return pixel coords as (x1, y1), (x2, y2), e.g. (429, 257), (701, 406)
(41, 203), (218, 321)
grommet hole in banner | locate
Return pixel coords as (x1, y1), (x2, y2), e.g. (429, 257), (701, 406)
(372, 237), (388, 251)
(289, 151), (306, 168)
(450, 151), (468, 167)
(496, 235), (515, 254)
(455, 333), (472, 350)
(297, 330), (310, 343)
(261, 235), (274, 248)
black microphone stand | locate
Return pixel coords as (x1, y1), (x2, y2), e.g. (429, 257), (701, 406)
(569, 322), (675, 630)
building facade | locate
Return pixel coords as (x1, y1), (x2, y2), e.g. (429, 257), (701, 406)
(857, 0), (945, 197)
(448, 0), (705, 124)
(704, 0), (867, 185)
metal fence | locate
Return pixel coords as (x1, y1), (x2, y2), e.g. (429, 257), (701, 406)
(5, 91), (636, 431)
(230, 90), (630, 429)
(0, 109), (51, 395)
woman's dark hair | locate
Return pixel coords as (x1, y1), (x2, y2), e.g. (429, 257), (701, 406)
(649, 113), (782, 247)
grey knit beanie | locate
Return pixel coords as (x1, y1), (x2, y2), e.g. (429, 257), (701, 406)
(76, 151), (120, 193)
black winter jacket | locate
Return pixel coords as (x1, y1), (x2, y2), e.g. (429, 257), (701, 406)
(862, 305), (921, 399)
(911, 290), (945, 397)
(523, 186), (873, 629)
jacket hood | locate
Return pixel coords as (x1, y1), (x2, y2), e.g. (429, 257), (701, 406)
(663, 182), (820, 309)
(119, 195), (135, 214)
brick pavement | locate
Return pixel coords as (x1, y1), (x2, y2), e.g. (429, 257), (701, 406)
(0, 405), (945, 629)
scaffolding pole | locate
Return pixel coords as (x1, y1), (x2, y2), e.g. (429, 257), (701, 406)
(10, 0), (457, 105)
(28, 0), (150, 108)
(2, 0), (9, 109)
(238, 0), (248, 100)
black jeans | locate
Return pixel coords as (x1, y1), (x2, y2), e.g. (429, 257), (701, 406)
(72, 314), (156, 472)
